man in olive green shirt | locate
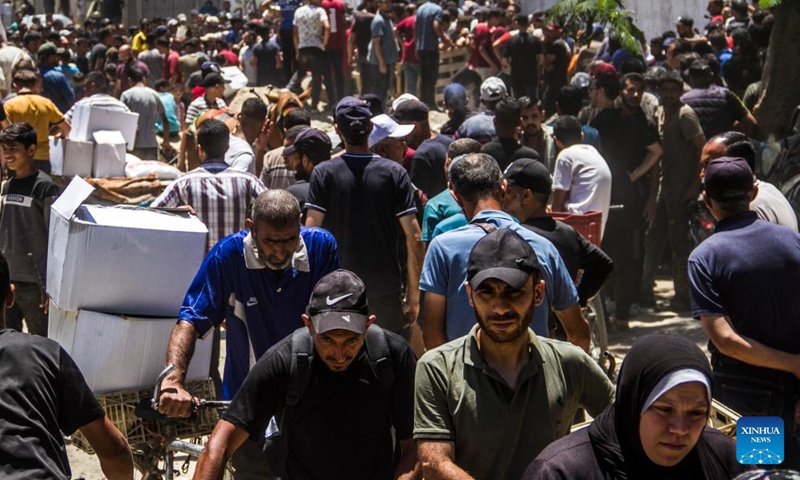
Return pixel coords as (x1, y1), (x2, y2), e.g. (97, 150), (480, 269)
(414, 228), (614, 480)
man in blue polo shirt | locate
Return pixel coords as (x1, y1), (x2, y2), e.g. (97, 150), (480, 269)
(158, 189), (338, 478)
(689, 156), (800, 469)
(420, 153), (590, 352)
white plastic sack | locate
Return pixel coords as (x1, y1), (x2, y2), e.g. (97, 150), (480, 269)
(125, 160), (182, 180)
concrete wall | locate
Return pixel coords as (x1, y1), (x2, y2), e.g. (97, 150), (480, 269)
(519, 0), (710, 42)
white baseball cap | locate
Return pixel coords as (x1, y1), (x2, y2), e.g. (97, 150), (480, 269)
(391, 93), (419, 112)
(369, 114), (415, 149)
(480, 76), (507, 102)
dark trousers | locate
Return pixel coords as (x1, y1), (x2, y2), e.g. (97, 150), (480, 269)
(713, 363), (800, 469)
(357, 56), (372, 96)
(641, 196), (692, 305)
(323, 49), (345, 107)
(418, 49), (439, 108)
(369, 63), (394, 107)
(602, 205), (646, 317)
(286, 47), (325, 107)
(6, 281), (48, 336)
(279, 29), (296, 84)
(511, 77), (538, 101)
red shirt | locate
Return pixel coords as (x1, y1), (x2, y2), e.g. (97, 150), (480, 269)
(469, 23), (492, 68)
(322, 0), (347, 50)
(220, 49), (239, 68)
(395, 15), (418, 64)
(164, 50), (182, 83)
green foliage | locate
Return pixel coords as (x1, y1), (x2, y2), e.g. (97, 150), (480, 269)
(759, 0), (783, 8)
(548, 0), (646, 55)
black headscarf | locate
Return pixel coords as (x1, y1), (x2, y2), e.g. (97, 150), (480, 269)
(587, 334), (735, 480)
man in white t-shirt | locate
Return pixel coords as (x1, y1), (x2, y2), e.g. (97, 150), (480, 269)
(551, 115), (612, 237)
(238, 30), (258, 86)
(224, 97), (270, 174)
(286, 0), (330, 110)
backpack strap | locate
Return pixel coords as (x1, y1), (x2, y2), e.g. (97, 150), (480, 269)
(288, 328), (315, 408)
(471, 221), (498, 234)
(364, 326), (394, 394)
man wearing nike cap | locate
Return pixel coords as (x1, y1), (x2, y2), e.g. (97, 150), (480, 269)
(195, 269), (418, 480)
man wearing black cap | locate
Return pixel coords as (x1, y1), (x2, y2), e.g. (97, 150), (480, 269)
(283, 126), (332, 210)
(194, 269), (418, 480)
(415, 228), (614, 480)
(503, 158), (612, 310)
(306, 96), (424, 336)
(689, 156), (800, 469)
(681, 58), (757, 139)
(420, 153), (589, 351)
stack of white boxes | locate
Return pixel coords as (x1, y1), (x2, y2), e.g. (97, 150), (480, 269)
(50, 104), (139, 178)
(46, 177), (212, 394)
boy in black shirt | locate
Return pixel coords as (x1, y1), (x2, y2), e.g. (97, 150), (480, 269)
(0, 122), (59, 336)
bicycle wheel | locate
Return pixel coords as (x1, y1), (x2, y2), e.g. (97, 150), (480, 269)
(586, 295), (609, 363)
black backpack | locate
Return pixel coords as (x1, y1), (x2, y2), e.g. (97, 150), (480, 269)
(263, 326), (395, 477)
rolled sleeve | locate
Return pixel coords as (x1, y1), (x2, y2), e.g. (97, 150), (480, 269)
(413, 352), (455, 440)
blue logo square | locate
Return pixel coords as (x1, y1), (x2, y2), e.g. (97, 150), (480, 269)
(737, 416), (784, 465)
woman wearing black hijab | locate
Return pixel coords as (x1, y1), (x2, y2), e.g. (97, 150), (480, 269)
(523, 334), (753, 479)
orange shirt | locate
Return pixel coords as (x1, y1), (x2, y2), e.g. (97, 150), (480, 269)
(4, 93), (64, 160)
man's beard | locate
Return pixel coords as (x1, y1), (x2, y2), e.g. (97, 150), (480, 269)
(255, 243), (292, 271)
(476, 302), (535, 343)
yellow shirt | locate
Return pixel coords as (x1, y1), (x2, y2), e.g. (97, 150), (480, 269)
(131, 32), (148, 55)
(4, 93), (65, 160)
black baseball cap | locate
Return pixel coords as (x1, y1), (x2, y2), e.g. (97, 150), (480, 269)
(676, 16), (694, 27)
(201, 72), (230, 88)
(467, 229), (540, 290)
(703, 156), (755, 201)
(307, 270), (370, 335)
(504, 158), (551, 195)
(688, 59), (712, 76)
(283, 127), (332, 158)
(335, 96), (372, 139)
(393, 99), (429, 122)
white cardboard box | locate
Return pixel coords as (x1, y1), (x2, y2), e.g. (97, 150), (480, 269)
(47, 177), (209, 317)
(69, 104), (139, 150)
(50, 137), (94, 177)
(49, 305), (213, 394)
(92, 131), (127, 178)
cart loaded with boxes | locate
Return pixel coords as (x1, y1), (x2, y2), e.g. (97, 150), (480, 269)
(50, 104), (179, 205)
(46, 177), (217, 452)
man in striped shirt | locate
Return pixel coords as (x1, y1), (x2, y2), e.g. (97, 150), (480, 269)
(152, 118), (267, 253)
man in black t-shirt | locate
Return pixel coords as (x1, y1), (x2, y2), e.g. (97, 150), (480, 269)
(590, 72), (662, 322)
(0, 252), (133, 479)
(0, 123), (59, 336)
(502, 158), (613, 308)
(481, 97), (540, 171)
(306, 97), (424, 334)
(502, 13), (543, 100)
(395, 99), (452, 198)
(195, 270), (418, 479)
(542, 21), (571, 118)
(91, 27), (113, 72)
(253, 25), (284, 86)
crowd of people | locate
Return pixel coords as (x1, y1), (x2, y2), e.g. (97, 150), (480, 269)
(0, 0), (799, 478)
